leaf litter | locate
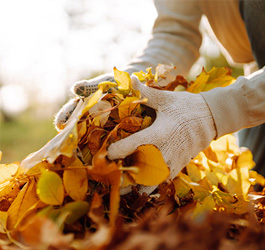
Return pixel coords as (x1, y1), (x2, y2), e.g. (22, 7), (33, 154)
(0, 64), (265, 249)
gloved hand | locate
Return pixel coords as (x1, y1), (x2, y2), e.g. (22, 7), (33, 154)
(54, 73), (115, 131)
(109, 75), (217, 193)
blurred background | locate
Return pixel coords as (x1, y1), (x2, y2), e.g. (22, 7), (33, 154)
(0, 0), (243, 164)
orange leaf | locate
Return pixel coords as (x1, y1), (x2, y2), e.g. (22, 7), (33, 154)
(126, 145), (170, 186)
(119, 117), (143, 133)
(7, 178), (39, 230)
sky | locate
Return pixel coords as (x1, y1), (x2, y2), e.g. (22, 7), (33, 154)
(0, 0), (157, 115)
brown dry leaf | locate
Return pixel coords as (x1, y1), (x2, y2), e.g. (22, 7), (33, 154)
(71, 194), (112, 249)
(164, 75), (189, 91)
(86, 128), (107, 155)
(87, 131), (121, 225)
(11, 216), (74, 249)
(126, 145), (170, 186)
(119, 117), (143, 133)
(89, 100), (112, 127)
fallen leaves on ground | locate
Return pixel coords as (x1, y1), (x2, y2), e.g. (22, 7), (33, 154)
(1, 64), (265, 250)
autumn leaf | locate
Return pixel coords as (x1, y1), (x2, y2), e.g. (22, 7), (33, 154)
(186, 162), (205, 182)
(60, 201), (89, 224)
(63, 168), (88, 201)
(87, 131), (122, 225)
(0, 211), (7, 233)
(90, 100), (112, 127)
(81, 86), (104, 116)
(125, 145), (170, 186)
(114, 67), (131, 95)
(154, 64), (178, 86)
(37, 171), (64, 205)
(0, 163), (21, 184)
(11, 216), (73, 249)
(174, 173), (210, 202)
(119, 117), (143, 133)
(193, 195), (215, 219)
(98, 81), (117, 92)
(118, 96), (140, 119)
(7, 178), (39, 230)
(187, 67), (235, 93)
(86, 128), (107, 155)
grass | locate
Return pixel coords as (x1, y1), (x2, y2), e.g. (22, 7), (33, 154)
(0, 111), (57, 164)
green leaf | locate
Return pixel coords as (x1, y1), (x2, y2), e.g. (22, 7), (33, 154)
(61, 201), (89, 224)
(37, 171), (64, 205)
(193, 195), (215, 219)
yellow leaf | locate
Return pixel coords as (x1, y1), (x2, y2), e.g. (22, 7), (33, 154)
(249, 170), (265, 186)
(127, 145), (170, 186)
(213, 190), (249, 214)
(121, 172), (135, 188)
(186, 162), (205, 182)
(174, 173), (210, 201)
(173, 175), (191, 199)
(193, 195), (215, 219)
(132, 71), (147, 82)
(0, 164), (19, 184)
(7, 178), (39, 230)
(63, 169), (88, 201)
(81, 86), (103, 116)
(98, 81), (117, 92)
(37, 171), (64, 205)
(141, 116), (152, 130)
(187, 67), (235, 93)
(237, 148), (255, 170)
(0, 211), (7, 233)
(25, 161), (50, 176)
(113, 67), (131, 95)
(118, 97), (140, 119)
(77, 121), (87, 141)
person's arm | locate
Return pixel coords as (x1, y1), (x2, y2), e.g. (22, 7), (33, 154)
(126, 0), (203, 76)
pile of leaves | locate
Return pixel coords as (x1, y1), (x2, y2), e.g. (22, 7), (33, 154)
(1, 65), (265, 250)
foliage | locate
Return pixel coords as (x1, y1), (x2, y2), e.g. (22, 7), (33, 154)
(0, 64), (265, 249)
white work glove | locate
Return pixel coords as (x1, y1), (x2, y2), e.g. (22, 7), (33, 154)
(54, 73), (115, 130)
(109, 75), (217, 194)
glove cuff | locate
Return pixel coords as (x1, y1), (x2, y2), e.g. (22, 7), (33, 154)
(200, 78), (250, 138)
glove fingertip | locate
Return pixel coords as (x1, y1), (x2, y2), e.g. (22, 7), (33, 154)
(54, 98), (79, 131)
(107, 140), (138, 160)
